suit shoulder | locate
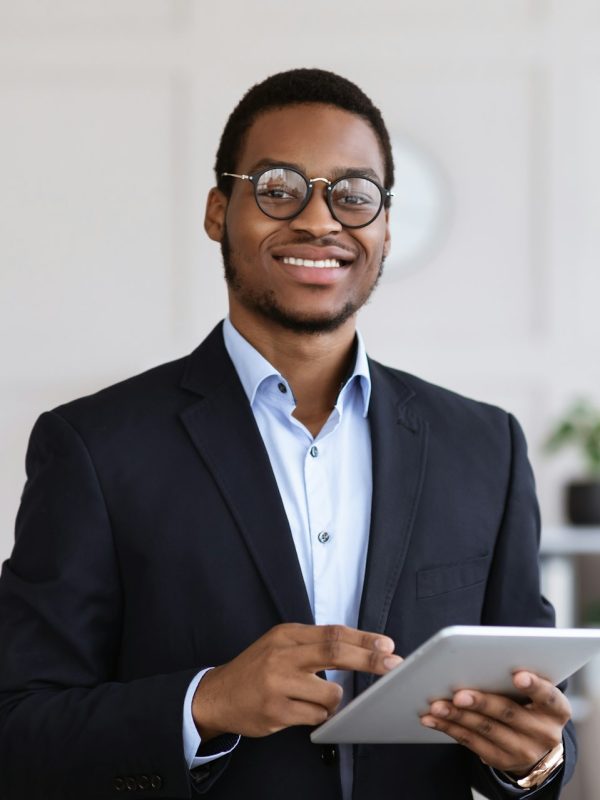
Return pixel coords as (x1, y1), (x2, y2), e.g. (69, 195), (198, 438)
(370, 360), (512, 436)
(49, 355), (191, 432)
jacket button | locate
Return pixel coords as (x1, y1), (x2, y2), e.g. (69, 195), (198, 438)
(137, 775), (149, 790)
(321, 744), (338, 765)
(150, 774), (163, 790)
(113, 777), (126, 792)
(125, 776), (137, 791)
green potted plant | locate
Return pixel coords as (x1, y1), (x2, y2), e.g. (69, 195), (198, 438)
(545, 399), (600, 525)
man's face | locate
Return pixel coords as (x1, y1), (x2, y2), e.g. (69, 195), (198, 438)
(206, 103), (391, 335)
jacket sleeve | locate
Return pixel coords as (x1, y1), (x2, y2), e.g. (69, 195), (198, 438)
(468, 413), (576, 800)
(0, 411), (208, 799)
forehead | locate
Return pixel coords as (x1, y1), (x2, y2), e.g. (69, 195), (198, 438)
(236, 103), (386, 183)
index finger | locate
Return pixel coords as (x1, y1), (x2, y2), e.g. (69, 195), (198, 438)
(275, 623), (396, 654)
(294, 640), (402, 675)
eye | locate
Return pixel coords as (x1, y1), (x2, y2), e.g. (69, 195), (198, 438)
(335, 191), (371, 206)
(258, 184), (297, 200)
(255, 170), (305, 202)
(331, 178), (379, 209)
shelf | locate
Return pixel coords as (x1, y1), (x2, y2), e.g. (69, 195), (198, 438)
(541, 526), (600, 556)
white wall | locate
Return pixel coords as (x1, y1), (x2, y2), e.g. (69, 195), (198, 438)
(4, 1), (598, 547)
(1, 1), (599, 796)
(2, 0), (599, 549)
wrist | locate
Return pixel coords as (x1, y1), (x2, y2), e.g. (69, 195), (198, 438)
(192, 666), (228, 742)
(505, 742), (564, 790)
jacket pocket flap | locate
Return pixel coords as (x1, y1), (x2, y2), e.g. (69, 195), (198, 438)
(417, 555), (489, 599)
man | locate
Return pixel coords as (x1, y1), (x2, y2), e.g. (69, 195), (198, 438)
(0, 69), (574, 799)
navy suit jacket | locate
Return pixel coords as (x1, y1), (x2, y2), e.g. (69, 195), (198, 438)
(0, 323), (576, 799)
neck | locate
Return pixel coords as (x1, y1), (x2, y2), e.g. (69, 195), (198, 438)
(229, 306), (358, 437)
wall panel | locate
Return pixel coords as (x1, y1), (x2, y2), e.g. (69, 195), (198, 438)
(576, 66), (600, 346)
(0, 75), (182, 383)
(360, 68), (538, 345)
(0, 0), (189, 32)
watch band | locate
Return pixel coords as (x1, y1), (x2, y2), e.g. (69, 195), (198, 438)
(513, 742), (565, 790)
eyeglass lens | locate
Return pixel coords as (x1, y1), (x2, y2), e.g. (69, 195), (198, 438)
(254, 168), (383, 227)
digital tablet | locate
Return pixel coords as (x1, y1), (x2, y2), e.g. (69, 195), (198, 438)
(310, 625), (600, 745)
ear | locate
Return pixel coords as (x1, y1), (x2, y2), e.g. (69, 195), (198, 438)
(204, 187), (228, 242)
(382, 208), (391, 259)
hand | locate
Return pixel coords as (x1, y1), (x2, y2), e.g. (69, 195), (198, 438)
(192, 623), (401, 740)
(420, 671), (571, 777)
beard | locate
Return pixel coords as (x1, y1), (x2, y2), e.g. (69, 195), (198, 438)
(221, 226), (385, 335)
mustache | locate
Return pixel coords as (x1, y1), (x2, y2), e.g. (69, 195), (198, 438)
(274, 235), (356, 256)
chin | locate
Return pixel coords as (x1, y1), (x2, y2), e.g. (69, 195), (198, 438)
(253, 298), (358, 335)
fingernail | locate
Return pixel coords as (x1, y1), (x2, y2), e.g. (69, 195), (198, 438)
(455, 692), (474, 707)
(421, 717), (437, 729)
(432, 704), (449, 718)
(383, 655), (402, 670)
(516, 673), (532, 689)
(374, 637), (395, 653)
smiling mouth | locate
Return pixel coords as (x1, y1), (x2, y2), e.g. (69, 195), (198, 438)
(279, 257), (346, 269)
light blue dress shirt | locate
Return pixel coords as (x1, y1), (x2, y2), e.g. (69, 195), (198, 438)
(183, 317), (373, 800)
(182, 319), (528, 797)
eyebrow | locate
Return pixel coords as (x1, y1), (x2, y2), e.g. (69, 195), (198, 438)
(246, 159), (383, 184)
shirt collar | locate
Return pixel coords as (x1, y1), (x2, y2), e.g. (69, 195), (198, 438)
(222, 317), (371, 417)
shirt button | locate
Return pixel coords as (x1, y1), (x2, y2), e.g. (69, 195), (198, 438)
(309, 445), (318, 458)
(277, 382), (287, 394)
(317, 531), (330, 544)
(321, 744), (338, 765)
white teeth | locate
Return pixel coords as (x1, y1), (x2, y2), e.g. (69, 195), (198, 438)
(281, 257), (342, 268)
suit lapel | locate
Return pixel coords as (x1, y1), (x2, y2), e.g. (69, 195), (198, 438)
(179, 325), (314, 626)
(357, 361), (428, 684)
(178, 328), (428, 652)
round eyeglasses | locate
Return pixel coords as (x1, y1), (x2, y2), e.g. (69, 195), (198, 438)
(221, 166), (393, 229)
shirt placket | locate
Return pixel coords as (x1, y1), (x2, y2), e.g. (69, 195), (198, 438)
(304, 434), (336, 627)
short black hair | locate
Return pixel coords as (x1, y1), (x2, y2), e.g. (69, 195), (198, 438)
(215, 68), (394, 203)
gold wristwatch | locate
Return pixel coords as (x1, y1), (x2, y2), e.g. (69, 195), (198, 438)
(509, 742), (565, 790)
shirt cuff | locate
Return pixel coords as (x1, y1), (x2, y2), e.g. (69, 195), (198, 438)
(490, 767), (528, 795)
(182, 668), (241, 769)
(490, 762), (563, 796)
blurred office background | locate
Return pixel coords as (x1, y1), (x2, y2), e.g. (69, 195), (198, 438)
(1, 1), (600, 796)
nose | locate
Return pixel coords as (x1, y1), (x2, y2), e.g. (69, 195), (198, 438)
(288, 182), (342, 237)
